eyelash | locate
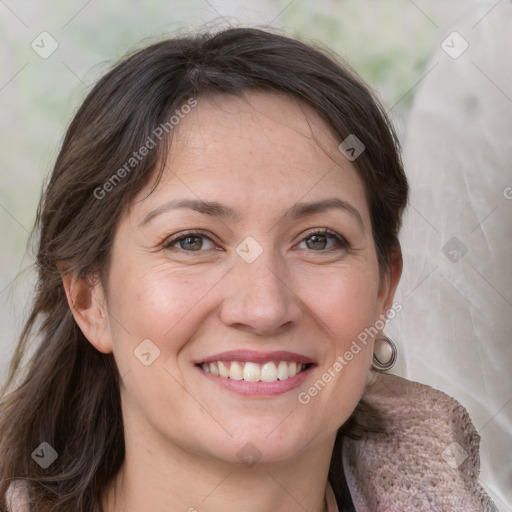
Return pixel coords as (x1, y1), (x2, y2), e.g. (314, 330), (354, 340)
(162, 229), (350, 254)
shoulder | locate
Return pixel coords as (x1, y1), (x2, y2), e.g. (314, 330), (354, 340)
(5, 480), (30, 512)
(341, 372), (498, 511)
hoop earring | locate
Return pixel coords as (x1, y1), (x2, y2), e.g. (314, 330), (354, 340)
(372, 333), (397, 371)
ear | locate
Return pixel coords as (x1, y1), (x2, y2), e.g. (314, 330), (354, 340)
(376, 243), (403, 317)
(60, 266), (113, 354)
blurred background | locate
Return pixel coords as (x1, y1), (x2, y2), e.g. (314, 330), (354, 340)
(1, 0), (511, 509)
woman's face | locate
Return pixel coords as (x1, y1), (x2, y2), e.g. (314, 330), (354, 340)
(81, 91), (399, 466)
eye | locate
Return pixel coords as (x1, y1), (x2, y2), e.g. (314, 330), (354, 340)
(163, 231), (216, 252)
(295, 229), (349, 251)
(162, 228), (349, 254)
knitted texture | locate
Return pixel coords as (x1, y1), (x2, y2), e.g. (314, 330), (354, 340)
(342, 372), (498, 512)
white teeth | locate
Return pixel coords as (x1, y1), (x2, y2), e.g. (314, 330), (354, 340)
(277, 361), (289, 380)
(243, 362), (261, 382)
(261, 362), (278, 382)
(202, 360), (308, 382)
(218, 361), (229, 378)
(229, 361), (243, 380)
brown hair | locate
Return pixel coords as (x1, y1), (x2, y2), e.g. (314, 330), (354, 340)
(0, 27), (408, 511)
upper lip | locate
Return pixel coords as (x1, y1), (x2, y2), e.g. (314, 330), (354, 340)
(194, 350), (315, 365)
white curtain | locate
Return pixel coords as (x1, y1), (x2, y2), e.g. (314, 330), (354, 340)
(388, 3), (512, 510)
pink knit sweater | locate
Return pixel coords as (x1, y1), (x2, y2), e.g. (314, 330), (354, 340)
(340, 372), (498, 511)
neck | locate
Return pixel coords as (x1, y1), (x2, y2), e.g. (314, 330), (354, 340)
(102, 424), (336, 512)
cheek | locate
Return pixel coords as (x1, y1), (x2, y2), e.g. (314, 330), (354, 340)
(105, 260), (221, 364)
(300, 263), (380, 341)
(295, 266), (379, 412)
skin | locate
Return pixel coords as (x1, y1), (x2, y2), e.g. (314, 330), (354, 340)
(63, 91), (402, 512)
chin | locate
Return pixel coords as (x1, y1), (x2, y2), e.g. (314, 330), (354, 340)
(196, 419), (326, 468)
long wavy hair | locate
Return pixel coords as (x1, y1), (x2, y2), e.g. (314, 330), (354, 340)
(0, 27), (408, 511)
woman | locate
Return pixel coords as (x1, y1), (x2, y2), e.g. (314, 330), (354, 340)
(0, 27), (497, 511)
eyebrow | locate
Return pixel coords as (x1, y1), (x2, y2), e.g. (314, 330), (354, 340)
(140, 197), (364, 231)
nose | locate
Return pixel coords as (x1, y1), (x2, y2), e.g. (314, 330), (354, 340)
(219, 248), (303, 336)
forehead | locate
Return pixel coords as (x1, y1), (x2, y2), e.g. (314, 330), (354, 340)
(169, 91), (342, 173)
(132, 91), (369, 221)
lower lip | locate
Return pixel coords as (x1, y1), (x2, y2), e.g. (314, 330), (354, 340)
(197, 365), (314, 397)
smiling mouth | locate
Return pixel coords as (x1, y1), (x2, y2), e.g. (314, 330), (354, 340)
(198, 361), (312, 383)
